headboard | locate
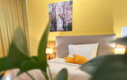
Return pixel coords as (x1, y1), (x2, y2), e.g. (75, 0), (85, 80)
(56, 34), (116, 58)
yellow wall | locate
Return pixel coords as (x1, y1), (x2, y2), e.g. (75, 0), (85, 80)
(26, 0), (127, 56)
(112, 0), (127, 38)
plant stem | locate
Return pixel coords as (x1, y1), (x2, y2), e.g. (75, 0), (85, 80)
(26, 72), (35, 80)
(47, 65), (53, 80)
(41, 70), (49, 80)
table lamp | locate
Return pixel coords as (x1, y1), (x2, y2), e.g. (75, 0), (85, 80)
(115, 44), (126, 54)
(115, 48), (126, 54)
(46, 48), (53, 60)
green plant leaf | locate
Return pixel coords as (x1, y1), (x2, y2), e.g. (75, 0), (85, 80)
(80, 55), (113, 76)
(113, 37), (127, 46)
(92, 55), (127, 80)
(0, 57), (20, 72)
(0, 71), (4, 79)
(17, 57), (40, 76)
(7, 26), (30, 66)
(21, 57), (40, 71)
(13, 26), (29, 56)
(17, 56), (49, 80)
(38, 22), (49, 73)
(54, 68), (68, 80)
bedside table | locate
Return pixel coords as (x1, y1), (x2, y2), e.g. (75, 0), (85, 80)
(47, 53), (56, 60)
(46, 48), (56, 60)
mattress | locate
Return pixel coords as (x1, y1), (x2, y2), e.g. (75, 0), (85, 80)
(10, 58), (91, 80)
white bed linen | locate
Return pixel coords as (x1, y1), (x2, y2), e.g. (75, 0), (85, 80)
(10, 58), (91, 80)
(68, 43), (99, 60)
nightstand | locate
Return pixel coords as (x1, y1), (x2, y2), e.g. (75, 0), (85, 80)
(47, 53), (56, 60)
(46, 48), (56, 60)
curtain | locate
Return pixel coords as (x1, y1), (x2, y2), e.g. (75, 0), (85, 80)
(0, 0), (30, 58)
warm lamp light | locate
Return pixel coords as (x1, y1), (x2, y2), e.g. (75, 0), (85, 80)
(46, 48), (53, 60)
(115, 44), (126, 54)
(46, 48), (53, 54)
(115, 48), (125, 54)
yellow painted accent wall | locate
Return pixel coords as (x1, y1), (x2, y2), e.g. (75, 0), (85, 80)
(26, 0), (127, 56)
(112, 0), (127, 38)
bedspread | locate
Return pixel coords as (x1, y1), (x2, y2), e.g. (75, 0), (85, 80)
(10, 58), (91, 80)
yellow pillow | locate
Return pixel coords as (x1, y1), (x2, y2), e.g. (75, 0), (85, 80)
(64, 57), (75, 63)
(73, 54), (88, 64)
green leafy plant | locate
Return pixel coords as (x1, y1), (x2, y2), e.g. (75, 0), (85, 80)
(0, 22), (127, 80)
(0, 23), (67, 80)
(80, 37), (127, 80)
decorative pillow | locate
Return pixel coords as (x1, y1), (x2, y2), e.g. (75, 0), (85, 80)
(64, 57), (75, 63)
(73, 54), (88, 64)
(68, 43), (99, 60)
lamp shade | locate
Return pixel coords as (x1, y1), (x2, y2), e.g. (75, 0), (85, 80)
(115, 48), (125, 54)
(46, 48), (53, 54)
(115, 43), (126, 48)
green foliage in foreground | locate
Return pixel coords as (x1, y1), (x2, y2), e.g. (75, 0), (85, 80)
(0, 22), (127, 80)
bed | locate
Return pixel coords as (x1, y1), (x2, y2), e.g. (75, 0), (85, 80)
(10, 34), (116, 80)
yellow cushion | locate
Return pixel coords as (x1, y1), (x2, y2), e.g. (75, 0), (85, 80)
(73, 54), (88, 64)
(64, 57), (75, 63)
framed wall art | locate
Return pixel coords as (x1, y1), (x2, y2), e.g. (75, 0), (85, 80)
(48, 1), (73, 32)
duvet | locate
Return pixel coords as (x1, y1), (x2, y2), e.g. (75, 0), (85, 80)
(10, 58), (91, 80)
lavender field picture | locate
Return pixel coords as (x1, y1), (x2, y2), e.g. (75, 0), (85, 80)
(48, 1), (73, 32)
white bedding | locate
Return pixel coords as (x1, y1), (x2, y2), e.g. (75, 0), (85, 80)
(68, 43), (99, 60)
(10, 58), (91, 80)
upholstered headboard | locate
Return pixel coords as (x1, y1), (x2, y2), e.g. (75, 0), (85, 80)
(56, 34), (116, 58)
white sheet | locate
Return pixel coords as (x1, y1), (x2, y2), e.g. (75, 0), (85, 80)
(10, 58), (91, 80)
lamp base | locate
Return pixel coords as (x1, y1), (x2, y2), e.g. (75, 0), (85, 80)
(49, 56), (50, 60)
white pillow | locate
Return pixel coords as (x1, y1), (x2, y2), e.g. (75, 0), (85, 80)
(68, 43), (99, 60)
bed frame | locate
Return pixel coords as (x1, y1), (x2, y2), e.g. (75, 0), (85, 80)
(56, 34), (116, 58)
